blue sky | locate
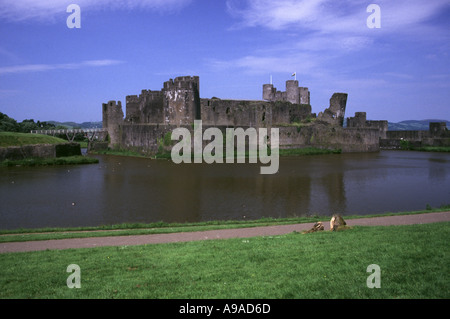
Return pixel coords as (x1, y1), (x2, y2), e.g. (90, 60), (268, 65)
(0, 0), (449, 123)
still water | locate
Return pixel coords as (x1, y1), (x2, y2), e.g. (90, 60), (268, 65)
(0, 151), (449, 230)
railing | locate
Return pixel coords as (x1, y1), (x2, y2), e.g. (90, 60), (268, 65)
(31, 128), (108, 142)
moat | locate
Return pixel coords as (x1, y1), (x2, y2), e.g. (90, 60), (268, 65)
(0, 150), (449, 230)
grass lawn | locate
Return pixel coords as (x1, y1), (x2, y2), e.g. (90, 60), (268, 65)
(0, 222), (448, 299)
(0, 132), (67, 147)
(1, 207), (448, 243)
(91, 146), (341, 160)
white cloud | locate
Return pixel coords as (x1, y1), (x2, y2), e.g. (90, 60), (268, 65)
(226, 0), (328, 30)
(0, 59), (124, 75)
(219, 0), (450, 77)
(0, 0), (192, 22)
(226, 0), (450, 34)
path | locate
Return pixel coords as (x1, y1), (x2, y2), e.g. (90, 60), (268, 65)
(1, 211), (449, 253)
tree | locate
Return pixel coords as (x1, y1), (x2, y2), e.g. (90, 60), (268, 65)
(0, 112), (19, 132)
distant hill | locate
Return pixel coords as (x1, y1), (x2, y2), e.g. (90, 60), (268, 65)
(50, 119), (449, 131)
(387, 119), (450, 131)
(47, 121), (102, 129)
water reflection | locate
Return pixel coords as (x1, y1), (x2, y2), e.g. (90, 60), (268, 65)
(0, 151), (449, 230)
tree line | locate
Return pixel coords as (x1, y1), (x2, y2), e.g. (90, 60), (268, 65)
(0, 112), (65, 132)
(0, 112), (85, 141)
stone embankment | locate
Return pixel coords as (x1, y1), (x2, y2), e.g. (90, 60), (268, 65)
(0, 142), (81, 161)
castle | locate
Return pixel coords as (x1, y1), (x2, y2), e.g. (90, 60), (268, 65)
(101, 75), (387, 154)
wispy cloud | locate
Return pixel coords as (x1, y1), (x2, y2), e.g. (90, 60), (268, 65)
(208, 51), (321, 76)
(226, 0), (450, 34)
(226, 0), (328, 31)
(218, 0), (450, 76)
(0, 59), (124, 75)
(0, 0), (192, 22)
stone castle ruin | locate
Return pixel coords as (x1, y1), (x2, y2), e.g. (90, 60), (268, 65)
(102, 75), (387, 154)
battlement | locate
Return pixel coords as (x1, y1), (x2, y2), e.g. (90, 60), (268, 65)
(126, 95), (139, 103)
(164, 76), (200, 91)
(102, 100), (123, 127)
(347, 112), (367, 127)
(347, 112), (387, 139)
(103, 100), (121, 108)
(263, 79), (310, 105)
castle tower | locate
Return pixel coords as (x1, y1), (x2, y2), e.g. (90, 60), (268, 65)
(263, 84), (275, 101)
(286, 80), (300, 104)
(299, 87), (310, 105)
(125, 95), (140, 123)
(102, 100), (124, 147)
(163, 76), (200, 126)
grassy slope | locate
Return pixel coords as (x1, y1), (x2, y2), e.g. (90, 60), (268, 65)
(0, 132), (98, 166)
(0, 223), (448, 298)
(0, 132), (67, 147)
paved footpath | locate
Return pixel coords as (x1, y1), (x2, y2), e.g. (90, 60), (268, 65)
(1, 211), (449, 253)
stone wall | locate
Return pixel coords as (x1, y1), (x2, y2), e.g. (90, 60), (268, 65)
(386, 130), (428, 140)
(55, 143), (82, 157)
(347, 112), (388, 139)
(201, 99), (267, 128)
(116, 123), (380, 155)
(317, 93), (347, 127)
(88, 141), (109, 152)
(125, 90), (164, 124)
(380, 122), (450, 149)
(0, 143), (81, 161)
(120, 124), (177, 154)
(200, 99), (312, 128)
(279, 125), (380, 152)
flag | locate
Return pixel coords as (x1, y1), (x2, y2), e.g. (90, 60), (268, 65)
(292, 72), (296, 77)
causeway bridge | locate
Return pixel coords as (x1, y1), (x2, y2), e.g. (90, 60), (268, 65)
(31, 128), (107, 142)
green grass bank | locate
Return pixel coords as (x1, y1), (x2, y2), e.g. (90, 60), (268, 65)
(91, 146), (342, 159)
(0, 222), (448, 298)
(0, 132), (98, 166)
(0, 132), (67, 147)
